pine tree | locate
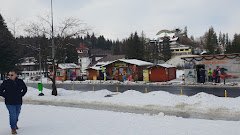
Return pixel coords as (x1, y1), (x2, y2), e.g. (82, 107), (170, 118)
(226, 34), (240, 53)
(162, 36), (171, 61)
(65, 44), (78, 63)
(205, 27), (218, 54)
(0, 13), (18, 73)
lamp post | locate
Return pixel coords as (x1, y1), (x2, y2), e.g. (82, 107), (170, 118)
(50, 0), (58, 96)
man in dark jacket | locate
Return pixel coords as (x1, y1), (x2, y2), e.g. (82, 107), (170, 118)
(0, 70), (27, 134)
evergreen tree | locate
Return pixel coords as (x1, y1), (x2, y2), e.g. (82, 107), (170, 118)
(226, 34), (240, 53)
(126, 33), (135, 58)
(112, 40), (121, 55)
(65, 44), (78, 63)
(125, 32), (144, 60)
(162, 36), (171, 61)
(0, 13), (18, 73)
(204, 27), (218, 54)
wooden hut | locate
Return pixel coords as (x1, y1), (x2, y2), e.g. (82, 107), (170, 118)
(105, 59), (153, 81)
(148, 64), (176, 82)
(49, 63), (80, 81)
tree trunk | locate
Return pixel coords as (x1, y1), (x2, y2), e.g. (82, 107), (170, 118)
(46, 63), (58, 96)
(51, 62), (58, 96)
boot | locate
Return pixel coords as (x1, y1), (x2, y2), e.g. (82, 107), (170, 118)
(11, 129), (17, 134)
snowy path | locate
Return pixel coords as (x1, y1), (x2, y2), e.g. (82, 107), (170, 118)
(0, 103), (240, 135)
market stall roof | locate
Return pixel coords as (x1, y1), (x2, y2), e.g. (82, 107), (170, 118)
(117, 59), (153, 66)
(87, 61), (112, 71)
(58, 63), (80, 69)
(148, 64), (176, 69)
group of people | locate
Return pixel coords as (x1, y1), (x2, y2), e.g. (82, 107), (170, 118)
(198, 66), (222, 83)
(0, 70), (27, 134)
(207, 66), (222, 83)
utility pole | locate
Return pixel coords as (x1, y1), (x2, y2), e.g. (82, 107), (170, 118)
(38, 44), (42, 83)
(51, 0), (57, 96)
(51, 0), (55, 61)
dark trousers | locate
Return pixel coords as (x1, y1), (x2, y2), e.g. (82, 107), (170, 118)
(208, 76), (213, 82)
(215, 76), (220, 83)
(6, 105), (22, 129)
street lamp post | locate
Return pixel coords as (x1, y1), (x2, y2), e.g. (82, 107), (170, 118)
(50, 0), (58, 96)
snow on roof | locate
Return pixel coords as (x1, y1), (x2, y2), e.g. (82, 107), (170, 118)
(157, 64), (176, 68)
(118, 59), (153, 66)
(88, 61), (112, 71)
(165, 55), (198, 67)
(19, 62), (37, 66)
(58, 63), (80, 69)
(152, 37), (178, 42)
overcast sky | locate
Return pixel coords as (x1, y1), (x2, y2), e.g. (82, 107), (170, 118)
(0, 0), (239, 40)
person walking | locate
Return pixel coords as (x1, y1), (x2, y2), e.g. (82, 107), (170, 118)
(0, 70), (27, 134)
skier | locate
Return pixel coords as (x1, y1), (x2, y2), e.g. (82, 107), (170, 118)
(0, 70), (27, 134)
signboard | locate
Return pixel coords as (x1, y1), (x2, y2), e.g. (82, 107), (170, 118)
(184, 69), (196, 83)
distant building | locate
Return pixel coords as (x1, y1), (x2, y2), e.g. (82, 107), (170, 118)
(17, 57), (42, 78)
(87, 59), (153, 81)
(49, 63), (81, 81)
(181, 53), (240, 83)
(76, 43), (91, 74)
(149, 29), (192, 57)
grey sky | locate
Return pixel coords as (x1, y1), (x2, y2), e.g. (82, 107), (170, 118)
(0, 0), (239, 40)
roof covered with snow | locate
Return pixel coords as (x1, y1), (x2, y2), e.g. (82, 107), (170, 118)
(157, 64), (176, 68)
(58, 63), (80, 69)
(118, 59), (153, 66)
(148, 64), (176, 68)
(88, 61), (112, 71)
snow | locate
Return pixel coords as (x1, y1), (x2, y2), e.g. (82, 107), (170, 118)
(118, 59), (153, 66)
(19, 87), (240, 116)
(176, 70), (184, 79)
(88, 61), (112, 71)
(58, 63), (80, 69)
(165, 55), (198, 67)
(0, 103), (239, 135)
(157, 63), (176, 68)
(1, 86), (240, 134)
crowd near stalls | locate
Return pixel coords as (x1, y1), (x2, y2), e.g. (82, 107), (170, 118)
(181, 53), (240, 83)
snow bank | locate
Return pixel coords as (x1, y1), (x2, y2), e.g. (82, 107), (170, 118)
(23, 87), (240, 114)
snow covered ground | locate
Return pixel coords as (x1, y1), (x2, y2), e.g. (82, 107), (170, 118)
(3, 87), (235, 120)
(0, 103), (240, 135)
(24, 87), (240, 110)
